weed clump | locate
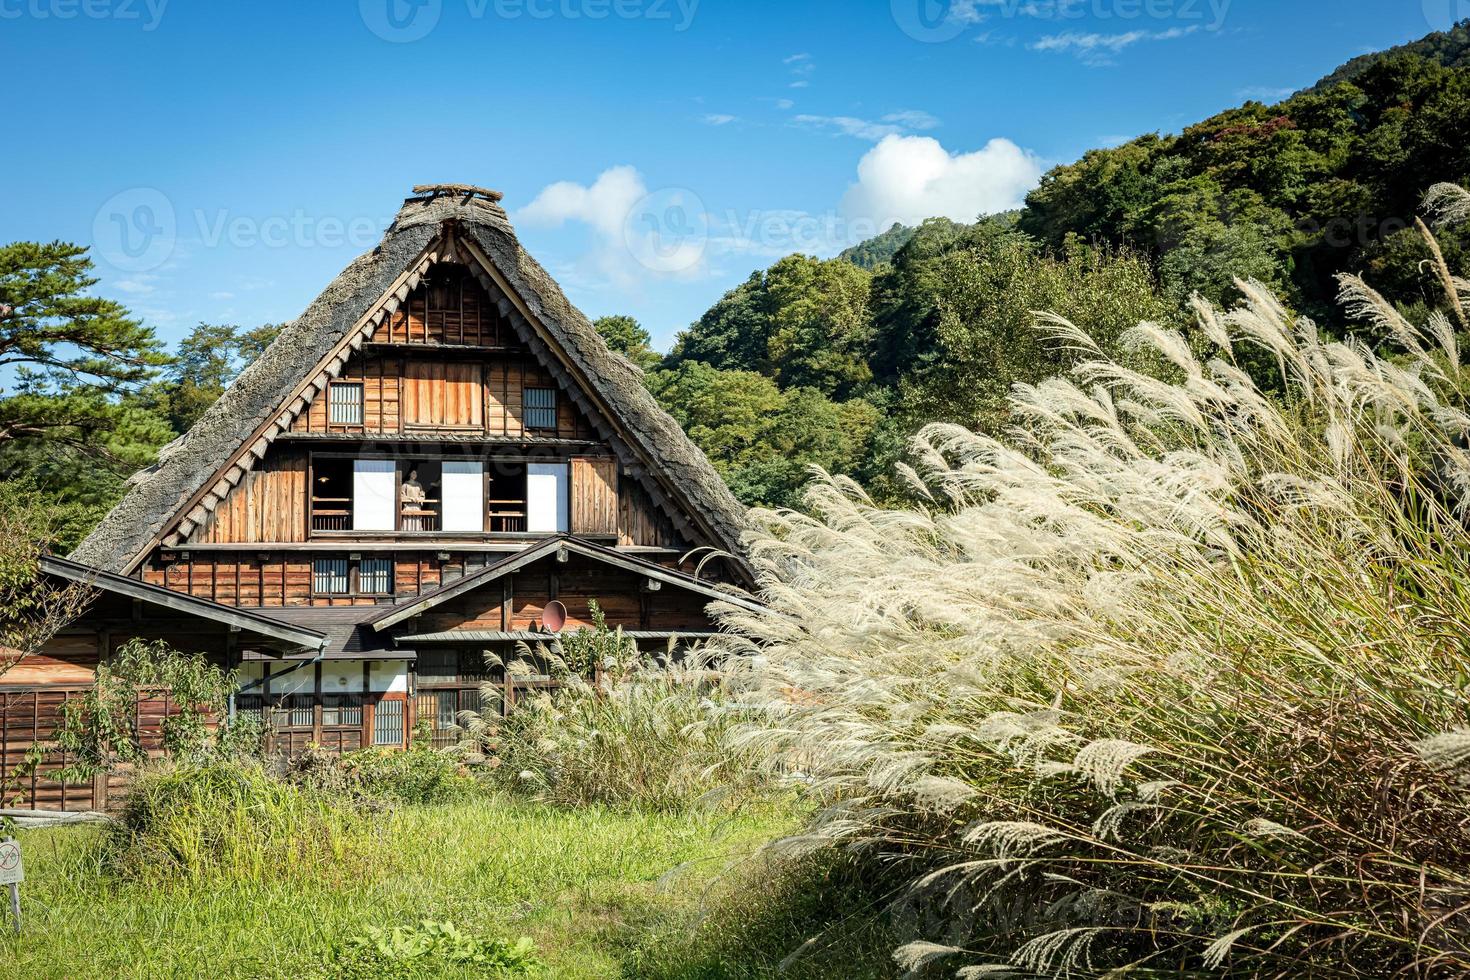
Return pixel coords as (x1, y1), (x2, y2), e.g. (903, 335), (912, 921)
(324, 921), (541, 978)
(285, 745), (489, 806)
(108, 760), (373, 886)
(487, 665), (769, 813)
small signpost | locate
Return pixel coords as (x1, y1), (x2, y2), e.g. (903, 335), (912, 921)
(0, 838), (22, 934)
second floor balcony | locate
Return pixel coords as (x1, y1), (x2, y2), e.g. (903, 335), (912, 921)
(309, 456), (566, 538)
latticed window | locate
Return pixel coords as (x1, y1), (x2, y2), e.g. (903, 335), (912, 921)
(328, 382), (364, 425)
(313, 558), (349, 594)
(359, 558), (392, 595)
(322, 694), (364, 727)
(524, 387), (556, 429)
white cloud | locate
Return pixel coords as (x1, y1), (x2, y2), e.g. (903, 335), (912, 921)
(518, 165), (646, 240)
(113, 278), (157, 295)
(783, 52), (810, 64)
(775, 98), (794, 110)
(789, 80), (810, 89)
(703, 113), (738, 126)
(840, 135), (1043, 227)
(1031, 25), (1197, 65)
(795, 109), (941, 142)
(516, 166), (708, 289)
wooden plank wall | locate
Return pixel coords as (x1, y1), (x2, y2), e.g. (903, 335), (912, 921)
(288, 354), (591, 441)
(403, 361), (484, 429)
(370, 264), (512, 347)
(619, 481), (681, 548)
(193, 449), (309, 544)
(571, 456), (619, 536)
(0, 687), (182, 811)
(293, 356), (400, 434)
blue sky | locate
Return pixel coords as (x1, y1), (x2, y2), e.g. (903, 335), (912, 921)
(0, 0), (1451, 353)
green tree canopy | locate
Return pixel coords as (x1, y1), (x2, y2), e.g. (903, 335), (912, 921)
(592, 315), (661, 372)
(145, 321), (281, 432)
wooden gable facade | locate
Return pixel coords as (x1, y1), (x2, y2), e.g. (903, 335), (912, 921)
(34, 185), (755, 769)
(146, 258), (688, 608)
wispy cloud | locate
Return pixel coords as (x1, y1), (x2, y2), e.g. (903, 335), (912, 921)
(783, 52), (815, 88)
(794, 110), (941, 142)
(1237, 85), (1296, 103)
(1031, 25), (1197, 66)
(702, 113), (738, 126)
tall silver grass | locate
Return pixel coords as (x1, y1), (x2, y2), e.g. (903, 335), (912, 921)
(711, 189), (1470, 976)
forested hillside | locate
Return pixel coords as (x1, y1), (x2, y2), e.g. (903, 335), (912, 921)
(631, 23), (1470, 510)
(7, 25), (1470, 534)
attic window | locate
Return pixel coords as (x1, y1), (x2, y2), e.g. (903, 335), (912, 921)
(328, 383), (364, 426)
(524, 387), (557, 430)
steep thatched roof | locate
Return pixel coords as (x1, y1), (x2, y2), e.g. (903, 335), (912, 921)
(72, 188), (750, 576)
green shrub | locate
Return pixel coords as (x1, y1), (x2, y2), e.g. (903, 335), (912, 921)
(109, 760), (372, 886)
(488, 668), (769, 813)
(286, 745), (489, 806)
(712, 188), (1470, 976)
(326, 921), (541, 979)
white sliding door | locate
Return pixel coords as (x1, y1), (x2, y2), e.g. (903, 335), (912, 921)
(526, 462), (569, 533)
(352, 459), (397, 531)
(441, 461), (485, 532)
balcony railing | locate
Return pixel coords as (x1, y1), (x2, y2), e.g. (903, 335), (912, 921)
(308, 501), (534, 534)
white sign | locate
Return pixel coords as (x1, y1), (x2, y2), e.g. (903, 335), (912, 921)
(0, 841), (22, 886)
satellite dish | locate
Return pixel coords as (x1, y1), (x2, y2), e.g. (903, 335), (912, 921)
(542, 600), (568, 633)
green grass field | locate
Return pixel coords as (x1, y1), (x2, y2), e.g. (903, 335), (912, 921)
(0, 799), (843, 979)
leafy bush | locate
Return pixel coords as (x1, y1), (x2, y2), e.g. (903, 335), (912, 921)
(52, 638), (253, 782)
(487, 667), (768, 813)
(285, 745), (488, 806)
(712, 188), (1470, 976)
(109, 760), (372, 885)
(327, 921), (541, 979)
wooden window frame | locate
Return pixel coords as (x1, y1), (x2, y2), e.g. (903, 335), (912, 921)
(311, 557), (395, 597)
(311, 558), (350, 595)
(358, 557), (394, 596)
(523, 387), (557, 430)
(327, 382), (365, 427)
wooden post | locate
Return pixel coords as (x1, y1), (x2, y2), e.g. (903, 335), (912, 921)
(262, 664), (274, 755)
(312, 660), (323, 745)
(361, 660), (372, 750)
